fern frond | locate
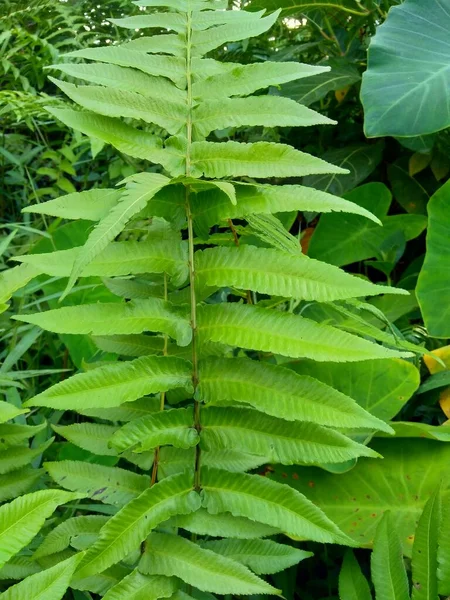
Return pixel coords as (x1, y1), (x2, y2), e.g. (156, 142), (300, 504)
(16, 299), (192, 346)
(201, 538), (312, 574)
(201, 468), (352, 545)
(168, 508), (278, 539)
(109, 12), (188, 33)
(0, 554), (83, 600)
(0, 439), (53, 475)
(140, 532), (280, 595)
(191, 182), (380, 237)
(0, 422), (46, 449)
(121, 34), (184, 55)
(22, 188), (122, 221)
(0, 263), (41, 305)
(62, 173), (171, 295)
(0, 401), (28, 424)
(52, 63), (185, 99)
(110, 407), (199, 452)
(193, 96), (334, 137)
(202, 407), (379, 464)
(34, 516), (109, 559)
(370, 512), (409, 600)
(17, 238), (188, 285)
(0, 490), (82, 568)
(197, 357), (392, 431)
(191, 10), (281, 56)
(52, 423), (154, 469)
(411, 487), (441, 600)
(102, 571), (177, 600)
(51, 79), (186, 135)
(45, 461), (150, 506)
(24, 355), (192, 410)
(0, 467), (44, 503)
(192, 62), (329, 100)
(75, 472), (201, 579)
(339, 551), (372, 600)
(64, 47), (186, 87)
(190, 141), (348, 178)
(195, 246), (406, 302)
(48, 109), (181, 171)
(197, 303), (411, 362)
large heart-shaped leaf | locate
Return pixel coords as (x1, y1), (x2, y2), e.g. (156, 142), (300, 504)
(267, 439), (450, 555)
(361, 0), (450, 138)
(303, 143), (384, 197)
(287, 357), (420, 422)
(417, 179), (450, 337)
(248, 0), (370, 16)
(308, 183), (427, 266)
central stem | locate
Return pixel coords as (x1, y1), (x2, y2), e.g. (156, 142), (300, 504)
(184, 10), (201, 491)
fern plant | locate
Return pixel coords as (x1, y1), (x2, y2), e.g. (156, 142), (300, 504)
(0, 0), (422, 596)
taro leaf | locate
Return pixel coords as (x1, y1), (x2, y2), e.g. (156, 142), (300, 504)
(308, 182), (427, 266)
(416, 179), (450, 337)
(278, 58), (360, 107)
(287, 357), (419, 422)
(387, 164), (428, 215)
(303, 142), (384, 197)
(362, 0), (450, 138)
(248, 0), (371, 16)
(376, 422), (450, 442)
(267, 438), (450, 555)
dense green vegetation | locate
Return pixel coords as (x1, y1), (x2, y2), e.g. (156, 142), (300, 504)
(0, 0), (449, 598)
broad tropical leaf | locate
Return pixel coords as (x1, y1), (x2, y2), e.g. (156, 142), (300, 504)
(0, 422), (46, 450)
(417, 179), (450, 337)
(0, 490), (82, 568)
(140, 532), (280, 595)
(268, 439), (450, 555)
(371, 512), (409, 600)
(201, 538), (312, 574)
(361, 0), (450, 137)
(24, 355), (192, 410)
(201, 468), (351, 544)
(75, 472), (201, 579)
(45, 461), (150, 505)
(288, 357), (420, 422)
(197, 303), (411, 362)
